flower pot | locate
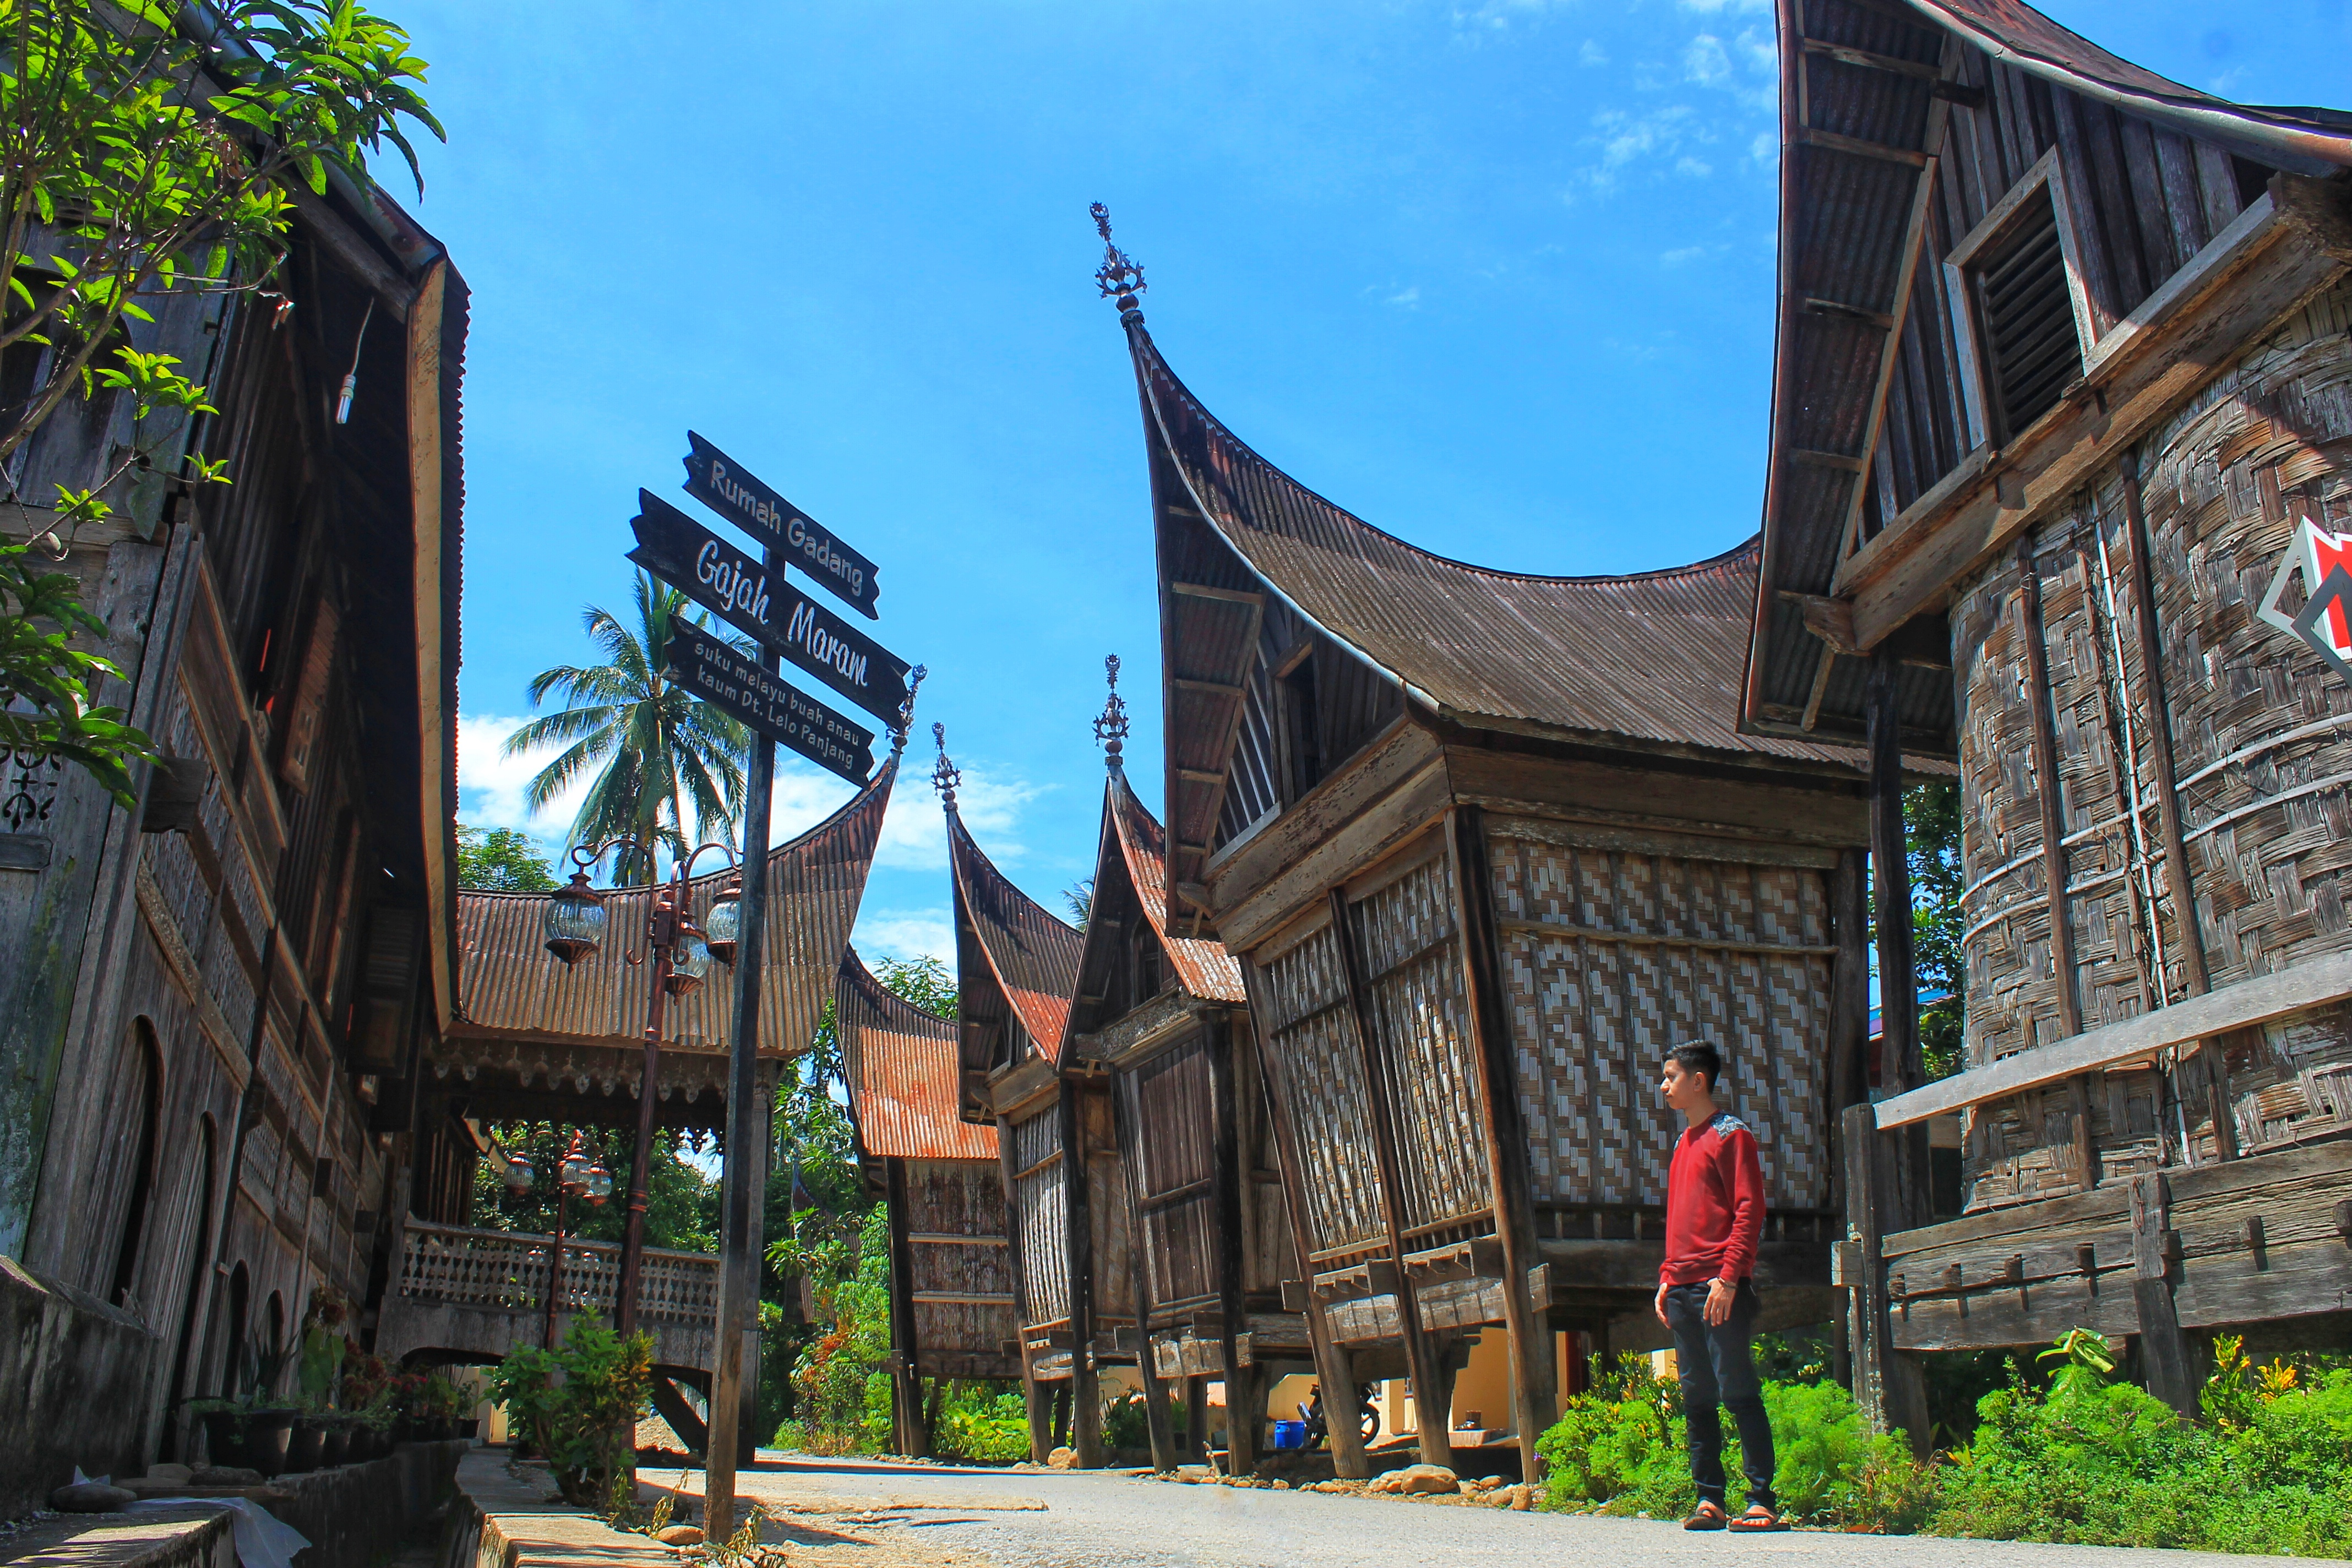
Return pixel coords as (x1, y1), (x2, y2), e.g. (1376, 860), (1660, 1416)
(285, 1417), (324, 1474)
(432, 1417), (458, 1442)
(245, 1410), (297, 1478)
(320, 1423), (351, 1467)
(458, 1418), (480, 1441)
(200, 1411), (248, 1470)
(351, 1428), (382, 1462)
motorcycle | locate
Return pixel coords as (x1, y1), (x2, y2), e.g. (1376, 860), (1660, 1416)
(1299, 1381), (1380, 1451)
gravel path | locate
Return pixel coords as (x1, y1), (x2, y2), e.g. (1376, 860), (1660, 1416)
(717, 1452), (2321, 1568)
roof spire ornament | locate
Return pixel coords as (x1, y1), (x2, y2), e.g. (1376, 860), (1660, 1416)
(1093, 653), (1129, 771)
(891, 664), (929, 754)
(1091, 202), (1146, 327)
(930, 721), (961, 812)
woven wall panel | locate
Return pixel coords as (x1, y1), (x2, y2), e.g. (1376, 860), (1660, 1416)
(1948, 281), (2352, 1210)
(1010, 1106), (1068, 1326)
(1247, 925), (1387, 1257)
(1488, 826), (1831, 1208)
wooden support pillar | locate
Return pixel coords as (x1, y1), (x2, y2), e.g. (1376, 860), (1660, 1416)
(1329, 886), (1455, 1468)
(1843, 1104), (1931, 1454)
(1205, 1008), (1257, 1476)
(2130, 1172), (2200, 1416)
(995, 1113), (1052, 1466)
(1828, 847), (1872, 1196)
(1867, 651), (1932, 1230)
(884, 1159), (924, 1457)
(2016, 537), (2085, 1039)
(2117, 449), (2209, 1000)
(1109, 1069), (1181, 1471)
(1059, 1078), (1103, 1468)
(1246, 1000), (1370, 1480)
(1444, 806), (1558, 1469)
(1050, 1384), (1072, 1450)
(1184, 1374), (1209, 1464)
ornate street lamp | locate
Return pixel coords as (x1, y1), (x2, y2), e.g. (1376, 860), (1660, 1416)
(703, 874), (744, 967)
(537, 834), (736, 1336)
(522, 1129), (612, 1349)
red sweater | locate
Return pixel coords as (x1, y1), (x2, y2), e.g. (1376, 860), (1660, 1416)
(1662, 1111), (1765, 1286)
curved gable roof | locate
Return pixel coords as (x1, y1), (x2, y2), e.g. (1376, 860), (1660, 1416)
(1128, 326), (1855, 770)
(1107, 770), (1246, 1004)
(946, 808), (1084, 1063)
(837, 948), (997, 1162)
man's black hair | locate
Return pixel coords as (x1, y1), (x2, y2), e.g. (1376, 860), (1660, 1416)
(1668, 1040), (1722, 1092)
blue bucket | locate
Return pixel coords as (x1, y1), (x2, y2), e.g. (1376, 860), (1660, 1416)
(1272, 1419), (1307, 1450)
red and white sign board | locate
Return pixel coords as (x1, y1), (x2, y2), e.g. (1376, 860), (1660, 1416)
(2257, 517), (2352, 682)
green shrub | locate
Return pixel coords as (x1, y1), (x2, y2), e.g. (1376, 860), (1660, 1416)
(935, 1392), (1031, 1464)
(488, 1319), (653, 1506)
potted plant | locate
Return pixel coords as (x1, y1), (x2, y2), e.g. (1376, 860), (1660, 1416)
(188, 1397), (247, 1469)
(319, 1412), (352, 1468)
(341, 1353), (394, 1460)
(238, 1332), (300, 1478)
(290, 1313), (347, 1472)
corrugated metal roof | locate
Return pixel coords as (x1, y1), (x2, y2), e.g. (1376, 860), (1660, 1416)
(1912, 0), (2352, 172)
(1126, 328), (1859, 772)
(450, 754), (896, 1062)
(1107, 767), (1246, 1005)
(837, 947), (998, 1161)
(946, 805), (1083, 1064)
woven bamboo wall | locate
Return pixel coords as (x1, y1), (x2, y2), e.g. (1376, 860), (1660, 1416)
(1248, 922), (1389, 1260)
(1951, 278), (2352, 1210)
(1485, 818), (1833, 1208)
(1009, 1106), (1068, 1325)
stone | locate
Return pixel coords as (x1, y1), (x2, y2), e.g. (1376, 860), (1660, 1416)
(1046, 1446), (1079, 1470)
(51, 1482), (136, 1512)
(1386, 1464), (1459, 1495)
(1507, 1484), (1536, 1511)
(190, 1467), (263, 1486)
(145, 1464), (194, 1484)
(657, 1526), (705, 1545)
(1466, 1475), (1506, 1493)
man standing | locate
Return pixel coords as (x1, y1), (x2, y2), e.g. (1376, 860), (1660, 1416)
(1654, 1041), (1783, 1531)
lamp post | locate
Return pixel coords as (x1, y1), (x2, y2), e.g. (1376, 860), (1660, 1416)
(541, 836), (736, 1334)
(499, 1132), (614, 1348)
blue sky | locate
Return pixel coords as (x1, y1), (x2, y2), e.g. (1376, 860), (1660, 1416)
(408, 0), (2348, 971)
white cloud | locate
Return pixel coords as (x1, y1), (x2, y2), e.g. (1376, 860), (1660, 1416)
(1683, 32), (1729, 85)
(457, 712), (589, 859)
(1660, 245), (1706, 265)
(1386, 285), (1421, 307)
(869, 754), (1042, 873)
(1578, 37), (1608, 65)
(1676, 0), (1768, 12)
(1750, 129), (1779, 165)
(1451, 0), (1570, 33)
(853, 907), (957, 967)
(1674, 155), (1712, 178)
(1735, 25), (1776, 74)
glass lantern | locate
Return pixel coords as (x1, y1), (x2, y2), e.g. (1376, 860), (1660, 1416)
(558, 1139), (592, 1196)
(582, 1158), (614, 1206)
(542, 870), (608, 965)
(704, 875), (743, 966)
(665, 921), (712, 997)
(499, 1148), (535, 1195)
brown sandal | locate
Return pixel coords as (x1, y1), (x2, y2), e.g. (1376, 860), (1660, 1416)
(1729, 1505), (1789, 1532)
(1684, 1502), (1728, 1531)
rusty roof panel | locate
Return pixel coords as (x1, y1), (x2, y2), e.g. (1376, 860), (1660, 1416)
(1108, 770), (1245, 1004)
(946, 808), (1084, 1063)
(1130, 333), (1857, 771)
(451, 754), (896, 1063)
(838, 947), (998, 1162)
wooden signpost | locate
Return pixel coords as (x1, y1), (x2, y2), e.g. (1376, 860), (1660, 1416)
(625, 435), (912, 1537)
(628, 490), (911, 723)
(684, 431), (881, 618)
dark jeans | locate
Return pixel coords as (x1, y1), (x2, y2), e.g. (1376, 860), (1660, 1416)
(1664, 1280), (1776, 1511)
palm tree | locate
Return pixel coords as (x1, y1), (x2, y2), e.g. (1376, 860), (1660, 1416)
(504, 571), (749, 883)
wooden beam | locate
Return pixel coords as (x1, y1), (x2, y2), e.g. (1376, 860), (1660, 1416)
(1060, 1075), (1103, 1468)
(1828, 848), (1871, 1207)
(1795, 126), (1929, 167)
(2015, 538), (2083, 1039)
(2130, 1173), (2199, 1416)
(1329, 884), (1454, 1467)
(1799, 37), (1942, 79)
(1206, 1009), (1257, 1477)
(2117, 450), (2209, 999)
(1445, 807), (1558, 1465)
(1876, 950), (2352, 1127)
(1781, 591), (1861, 656)
(1172, 678), (1246, 699)
(1838, 178), (2352, 649)
(884, 1159), (925, 1456)
(1170, 581), (1266, 606)
(1799, 298), (1898, 331)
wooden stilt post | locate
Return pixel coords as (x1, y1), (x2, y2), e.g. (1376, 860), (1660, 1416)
(1329, 886), (1455, 1468)
(1184, 1375), (1208, 1465)
(1828, 847), (1871, 1182)
(1205, 1008), (1258, 1476)
(1110, 1067), (1180, 1471)
(884, 1159), (924, 1456)
(1060, 1077), (1103, 1468)
(2017, 538), (2085, 1040)
(1445, 806), (1559, 1472)
(1843, 1103), (1930, 1452)
(2130, 1172), (2199, 1415)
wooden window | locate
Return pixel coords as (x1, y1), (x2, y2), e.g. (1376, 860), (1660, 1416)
(1945, 149), (2094, 447)
(1131, 925), (1164, 1001)
(1275, 643), (1324, 804)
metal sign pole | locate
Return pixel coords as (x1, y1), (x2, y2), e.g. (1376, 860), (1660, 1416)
(706, 557), (777, 1538)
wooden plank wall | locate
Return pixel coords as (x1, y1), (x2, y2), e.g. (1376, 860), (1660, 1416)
(905, 1157), (1018, 1370)
(1122, 1036), (1216, 1309)
(1081, 1086), (1135, 1324)
(1485, 818), (1833, 1214)
(1948, 279), (2352, 1211)
(1009, 1107), (1069, 1326)
(1856, 28), (2259, 545)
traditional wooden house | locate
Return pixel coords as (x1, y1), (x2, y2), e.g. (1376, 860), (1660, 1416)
(1741, 0), (2352, 1434)
(1058, 659), (1316, 1474)
(1091, 222), (1880, 1471)
(935, 726), (1132, 1464)
(836, 944), (1019, 1456)
(0, 158), (464, 1502)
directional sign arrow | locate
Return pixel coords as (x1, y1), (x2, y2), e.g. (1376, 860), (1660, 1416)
(683, 432), (880, 619)
(628, 490), (911, 726)
(665, 620), (875, 786)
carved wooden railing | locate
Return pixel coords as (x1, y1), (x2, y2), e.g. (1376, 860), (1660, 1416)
(394, 1217), (718, 1327)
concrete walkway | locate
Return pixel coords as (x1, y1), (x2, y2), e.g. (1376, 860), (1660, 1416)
(652, 1451), (2340, 1568)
